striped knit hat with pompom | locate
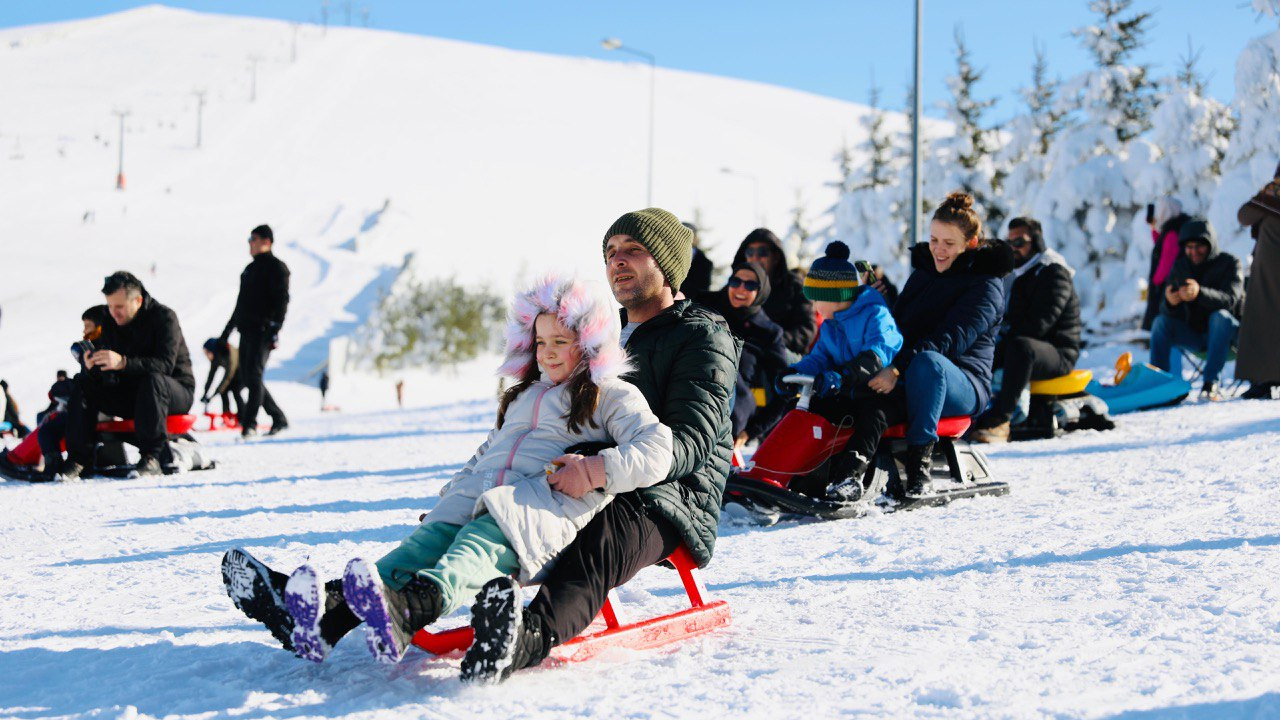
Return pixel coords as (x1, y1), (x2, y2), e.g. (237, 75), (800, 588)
(497, 275), (631, 384)
(803, 241), (861, 302)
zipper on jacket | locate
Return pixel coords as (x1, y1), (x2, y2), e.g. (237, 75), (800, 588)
(495, 384), (551, 486)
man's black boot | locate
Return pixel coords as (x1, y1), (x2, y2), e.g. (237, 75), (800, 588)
(461, 576), (555, 684)
(135, 454), (162, 477)
(222, 548), (295, 651)
(901, 442), (935, 497)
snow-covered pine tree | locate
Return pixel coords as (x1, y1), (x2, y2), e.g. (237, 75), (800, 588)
(1133, 41), (1234, 217)
(940, 28), (1007, 231)
(785, 190), (816, 269)
(1209, 4), (1280, 260)
(1037, 0), (1157, 330)
(820, 81), (910, 278)
(999, 43), (1069, 228)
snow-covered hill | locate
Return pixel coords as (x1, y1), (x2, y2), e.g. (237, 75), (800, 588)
(0, 5), (918, 416)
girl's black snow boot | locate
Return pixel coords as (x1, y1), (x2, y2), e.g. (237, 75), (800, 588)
(342, 558), (442, 663)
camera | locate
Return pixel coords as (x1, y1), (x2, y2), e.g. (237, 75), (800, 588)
(854, 260), (875, 282)
(1146, 203), (1156, 224)
(70, 339), (95, 362)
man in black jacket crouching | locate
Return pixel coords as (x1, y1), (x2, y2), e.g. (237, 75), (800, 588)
(972, 217), (1081, 443)
(61, 272), (195, 479)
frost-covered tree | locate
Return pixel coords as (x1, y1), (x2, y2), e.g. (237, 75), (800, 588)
(999, 44), (1069, 225)
(1133, 42), (1234, 217)
(820, 82), (911, 275)
(785, 190), (816, 268)
(1037, 0), (1157, 328)
(1209, 7), (1280, 259)
(939, 28), (1007, 230)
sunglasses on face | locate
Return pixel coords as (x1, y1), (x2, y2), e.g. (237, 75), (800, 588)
(743, 247), (771, 259)
(1007, 237), (1030, 249)
(727, 277), (761, 292)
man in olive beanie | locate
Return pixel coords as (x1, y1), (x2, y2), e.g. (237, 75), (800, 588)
(602, 207), (694, 290)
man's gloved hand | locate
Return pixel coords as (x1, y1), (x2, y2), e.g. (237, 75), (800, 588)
(814, 370), (843, 398)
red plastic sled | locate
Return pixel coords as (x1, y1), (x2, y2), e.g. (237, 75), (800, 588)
(96, 414), (198, 436)
(411, 544), (731, 664)
(201, 412), (242, 432)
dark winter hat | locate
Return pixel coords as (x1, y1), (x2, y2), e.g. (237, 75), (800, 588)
(251, 224), (274, 242)
(803, 242), (861, 302)
(729, 261), (772, 308)
(603, 208), (694, 290)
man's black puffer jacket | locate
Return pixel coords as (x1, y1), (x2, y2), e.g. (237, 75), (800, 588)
(623, 300), (741, 567)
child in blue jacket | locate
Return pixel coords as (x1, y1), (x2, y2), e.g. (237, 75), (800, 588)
(778, 241), (903, 500)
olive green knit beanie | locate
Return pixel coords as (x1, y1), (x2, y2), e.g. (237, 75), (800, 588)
(602, 208), (693, 290)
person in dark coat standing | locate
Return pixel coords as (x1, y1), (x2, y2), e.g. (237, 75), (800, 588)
(1236, 168), (1280, 399)
(678, 221), (715, 297)
(695, 261), (788, 447)
(220, 224), (290, 437)
(61, 272), (196, 479)
(731, 227), (816, 357)
(972, 217), (1081, 442)
(1142, 197), (1191, 331)
(838, 193), (1013, 496)
(1149, 217), (1244, 400)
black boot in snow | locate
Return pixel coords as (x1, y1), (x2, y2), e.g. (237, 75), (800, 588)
(342, 558), (442, 663)
(134, 454), (162, 477)
(460, 576), (554, 684)
(901, 442), (935, 497)
(284, 565), (361, 663)
(824, 450), (871, 503)
(222, 548), (295, 651)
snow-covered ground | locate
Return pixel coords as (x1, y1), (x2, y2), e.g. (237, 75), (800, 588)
(2, 357), (1280, 719)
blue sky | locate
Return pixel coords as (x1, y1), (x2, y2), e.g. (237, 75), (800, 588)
(2, 2), (1272, 121)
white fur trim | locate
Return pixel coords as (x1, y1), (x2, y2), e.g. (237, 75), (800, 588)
(498, 275), (631, 383)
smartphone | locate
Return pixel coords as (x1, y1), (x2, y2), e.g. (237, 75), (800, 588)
(854, 260), (875, 284)
(1145, 203), (1155, 224)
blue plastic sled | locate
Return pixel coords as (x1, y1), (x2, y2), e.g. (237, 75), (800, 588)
(1085, 353), (1191, 415)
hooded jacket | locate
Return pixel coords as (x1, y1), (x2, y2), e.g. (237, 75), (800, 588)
(1162, 219), (1244, 333)
(731, 229), (816, 355)
(424, 278), (673, 583)
(891, 242), (1015, 410)
(99, 292), (196, 392)
(695, 263), (788, 437)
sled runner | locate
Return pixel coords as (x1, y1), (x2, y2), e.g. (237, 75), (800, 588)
(723, 375), (1006, 521)
(1085, 352), (1191, 415)
(411, 544), (732, 664)
(1008, 369), (1115, 441)
(201, 412), (242, 432)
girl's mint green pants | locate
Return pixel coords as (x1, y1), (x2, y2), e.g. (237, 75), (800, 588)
(375, 514), (520, 615)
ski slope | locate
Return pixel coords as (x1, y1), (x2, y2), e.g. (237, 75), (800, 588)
(1, 364), (1279, 719)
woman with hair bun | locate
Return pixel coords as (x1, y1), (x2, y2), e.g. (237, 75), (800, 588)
(827, 192), (1014, 500)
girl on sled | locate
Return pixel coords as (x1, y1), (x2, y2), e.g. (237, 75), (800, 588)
(221, 275), (672, 669)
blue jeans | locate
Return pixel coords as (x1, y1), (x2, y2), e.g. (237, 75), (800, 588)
(903, 351), (981, 444)
(1150, 310), (1238, 385)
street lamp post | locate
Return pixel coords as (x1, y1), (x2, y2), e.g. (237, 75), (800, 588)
(721, 167), (763, 225)
(601, 37), (655, 206)
(910, 0), (923, 246)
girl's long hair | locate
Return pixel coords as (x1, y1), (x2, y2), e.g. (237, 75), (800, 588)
(496, 328), (602, 435)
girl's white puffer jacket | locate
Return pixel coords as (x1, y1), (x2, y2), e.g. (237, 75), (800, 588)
(423, 377), (671, 582)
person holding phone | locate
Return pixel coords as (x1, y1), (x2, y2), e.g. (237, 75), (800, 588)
(1143, 197), (1191, 331)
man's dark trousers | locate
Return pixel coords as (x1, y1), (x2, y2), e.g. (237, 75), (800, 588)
(987, 336), (1074, 424)
(66, 372), (194, 463)
(527, 492), (683, 644)
(238, 329), (286, 430)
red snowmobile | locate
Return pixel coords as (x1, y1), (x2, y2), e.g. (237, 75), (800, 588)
(724, 374), (1007, 521)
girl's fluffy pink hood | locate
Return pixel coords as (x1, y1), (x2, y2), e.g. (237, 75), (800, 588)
(497, 276), (630, 384)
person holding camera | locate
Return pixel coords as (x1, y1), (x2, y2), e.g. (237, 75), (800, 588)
(60, 272), (196, 479)
(970, 217), (1081, 442)
(219, 224), (290, 439)
(1149, 217), (1244, 400)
